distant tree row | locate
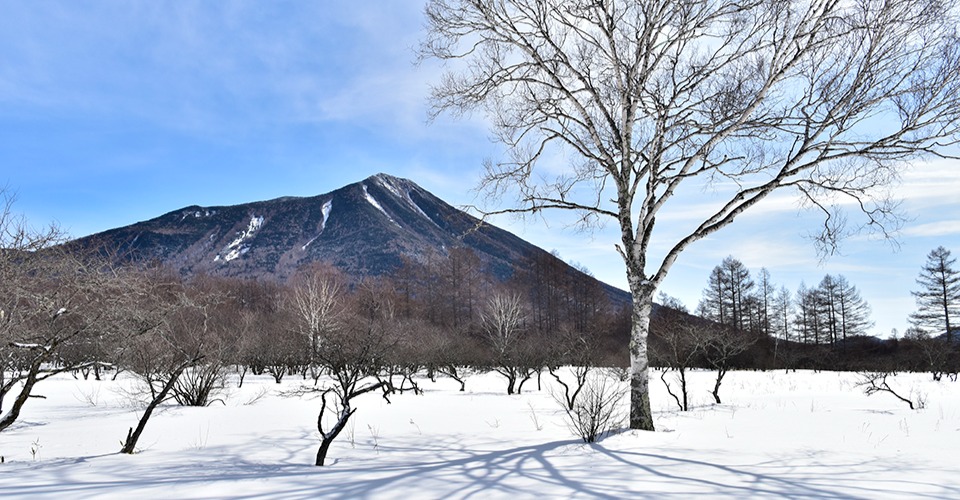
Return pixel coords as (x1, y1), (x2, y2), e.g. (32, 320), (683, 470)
(670, 248), (960, 376)
(694, 256), (872, 346)
(691, 247), (960, 348)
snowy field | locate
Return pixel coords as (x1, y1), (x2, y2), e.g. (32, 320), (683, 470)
(1, 369), (958, 499)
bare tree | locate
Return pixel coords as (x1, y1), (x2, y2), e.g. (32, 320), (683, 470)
(826, 274), (873, 349)
(649, 308), (703, 412)
(285, 270), (400, 466)
(422, 323), (485, 391)
(856, 371), (925, 410)
(754, 268), (776, 338)
(547, 325), (607, 411)
(700, 325), (756, 404)
(0, 193), (156, 431)
(772, 286), (794, 342)
(794, 282), (821, 345)
(421, 0), (960, 430)
(910, 246), (960, 342)
(220, 278), (296, 387)
(696, 256), (755, 332)
(289, 263), (347, 381)
(481, 292), (536, 394)
(554, 371), (626, 443)
(903, 327), (956, 381)
(119, 274), (230, 454)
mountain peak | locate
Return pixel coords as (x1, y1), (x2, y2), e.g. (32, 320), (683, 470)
(70, 174), (629, 305)
(366, 172), (407, 183)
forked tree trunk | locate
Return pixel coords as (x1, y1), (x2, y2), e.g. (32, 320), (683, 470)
(501, 371), (517, 395)
(316, 396), (358, 466)
(316, 410), (353, 467)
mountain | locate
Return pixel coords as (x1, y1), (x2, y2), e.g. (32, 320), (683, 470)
(72, 173), (631, 306)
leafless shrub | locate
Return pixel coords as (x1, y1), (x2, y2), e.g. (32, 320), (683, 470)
(172, 363), (227, 407)
(553, 373), (626, 443)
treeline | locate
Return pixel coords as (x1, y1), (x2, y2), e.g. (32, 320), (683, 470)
(656, 251), (960, 375)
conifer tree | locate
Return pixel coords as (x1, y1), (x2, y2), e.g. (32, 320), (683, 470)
(910, 247), (960, 341)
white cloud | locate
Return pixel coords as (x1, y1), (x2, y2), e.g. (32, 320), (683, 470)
(899, 158), (960, 206)
(902, 220), (960, 238)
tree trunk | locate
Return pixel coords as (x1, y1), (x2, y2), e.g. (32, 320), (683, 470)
(121, 364), (189, 454)
(502, 370), (516, 395)
(0, 369), (6, 413)
(315, 436), (335, 467)
(711, 366), (727, 405)
(316, 405), (356, 466)
(516, 372), (532, 394)
(237, 365), (248, 388)
(0, 362), (43, 433)
(629, 291), (655, 430)
(680, 368), (689, 411)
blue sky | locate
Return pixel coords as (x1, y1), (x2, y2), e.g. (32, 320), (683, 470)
(2, 1), (958, 336)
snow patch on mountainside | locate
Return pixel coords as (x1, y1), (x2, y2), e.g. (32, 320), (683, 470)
(374, 175), (438, 227)
(376, 174), (405, 200)
(363, 184), (400, 228)
(408, 195), (439, 227)
(363, 184), (387, 215)
(303, 200), (333, 250)
(215, 215), (264, 263)
(180, 209), (217, 222)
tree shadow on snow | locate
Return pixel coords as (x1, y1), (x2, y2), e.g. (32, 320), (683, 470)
(0, 436), (957, 499)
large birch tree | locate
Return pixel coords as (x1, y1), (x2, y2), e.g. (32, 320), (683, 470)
(419, 0), (960, 430)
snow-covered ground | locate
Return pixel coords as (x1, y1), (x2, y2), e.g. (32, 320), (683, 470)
(1, 369), (958, 499)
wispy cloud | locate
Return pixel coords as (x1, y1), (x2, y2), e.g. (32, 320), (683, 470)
(899, 158), (960, 206)
(902, 220), (960, 238)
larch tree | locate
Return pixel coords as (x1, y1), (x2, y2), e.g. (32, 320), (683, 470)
(772, 286), (794, 342)
(809, 274), (873, 351)
(420, 0), (960, 430)
(910, 246), (960, 342)
(816, 274), (842, 344)
(697, 256), (755, 332)
(793, 282), (820, 344)
(832, 275), (872, 343)
(755, 268), (776, 337)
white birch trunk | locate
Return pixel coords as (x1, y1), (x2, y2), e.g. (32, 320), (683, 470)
(628, 286), (655, 431)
